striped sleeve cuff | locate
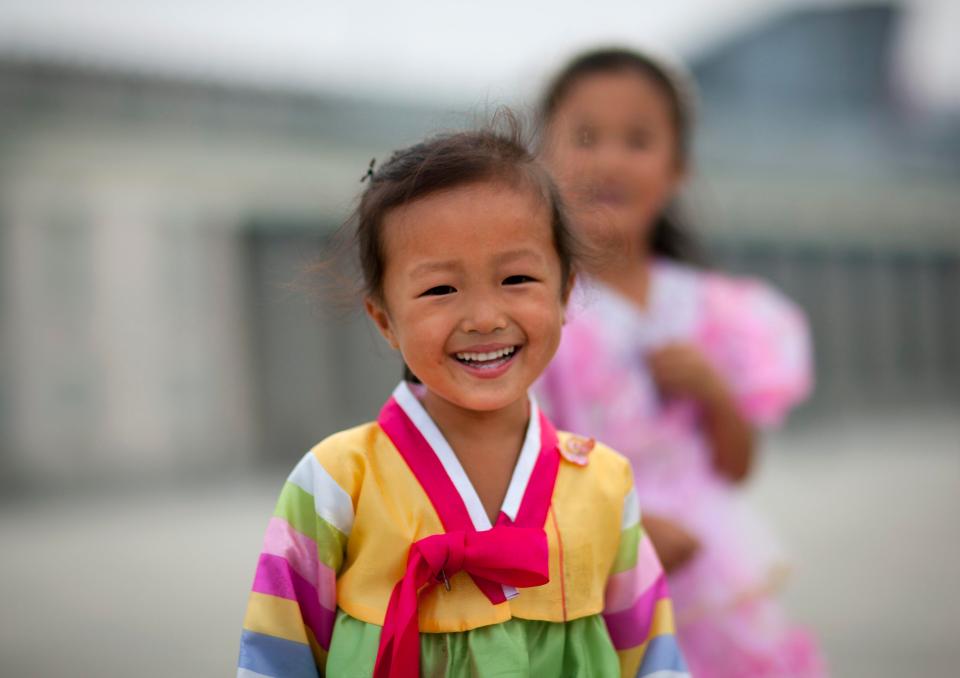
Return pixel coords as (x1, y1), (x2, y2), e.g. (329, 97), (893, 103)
(237, 449), (355, 676)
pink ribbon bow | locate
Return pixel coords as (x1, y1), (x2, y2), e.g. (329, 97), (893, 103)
(373, 526), (550, 678)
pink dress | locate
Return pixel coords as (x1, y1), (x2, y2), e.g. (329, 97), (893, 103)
(536, 259), (826, 678)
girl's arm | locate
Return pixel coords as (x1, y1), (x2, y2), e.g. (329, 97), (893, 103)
(648, 343), (755, 482)
(699, 375), (755, 482)
(697, 274), (815, 467)
(237, 451), (353, 678)
(640, 513), (699, 574)
(603, 487), (690, 678)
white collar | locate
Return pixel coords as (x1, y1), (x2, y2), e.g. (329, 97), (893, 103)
(391, 381), (542, 530)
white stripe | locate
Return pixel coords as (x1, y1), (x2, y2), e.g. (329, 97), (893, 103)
(393, 382), (492, 530)
(640, 671), (690, 678)
(288, 450), (355, 536)
(499, 395), (541, 522)
(622, 486), (641, 530)
(237, 668), (273, 678)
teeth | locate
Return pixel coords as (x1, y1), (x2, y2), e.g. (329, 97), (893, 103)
(455, 346), (516, 362)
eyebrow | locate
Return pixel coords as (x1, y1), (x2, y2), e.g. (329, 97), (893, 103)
(409, 260), (461, 278)
(408, 248), (544, 278)
(495, 248), (544, 266)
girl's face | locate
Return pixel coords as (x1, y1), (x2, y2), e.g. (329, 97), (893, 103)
(543, 70), (684, 253)
(366, 181), (570, 415)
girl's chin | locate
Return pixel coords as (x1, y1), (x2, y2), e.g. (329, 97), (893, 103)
(441, 386), (530, 414)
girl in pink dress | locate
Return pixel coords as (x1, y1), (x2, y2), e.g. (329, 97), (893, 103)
(535, 48), (827, 677)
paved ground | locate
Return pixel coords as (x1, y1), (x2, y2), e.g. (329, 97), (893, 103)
(1, 409), (957, 677)
(746, 408), (960, 678)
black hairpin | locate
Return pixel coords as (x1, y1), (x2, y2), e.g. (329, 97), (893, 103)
(360, 157), (376, 183)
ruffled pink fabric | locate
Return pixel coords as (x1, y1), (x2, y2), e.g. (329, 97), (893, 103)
(698, 272), (813, 428)
(677, 596), (827, 678)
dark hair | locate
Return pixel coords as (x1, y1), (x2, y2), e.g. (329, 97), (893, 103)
(355, 114), (577, 300)
(540, 48), (703, 264)
(352, 112), (579, 381)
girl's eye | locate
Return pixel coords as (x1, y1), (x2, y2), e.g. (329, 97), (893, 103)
(503, 275), (536, 286)
(419, 285), (456, 297)
(626, 130), (652, 149)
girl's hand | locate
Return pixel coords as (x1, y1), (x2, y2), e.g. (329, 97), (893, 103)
(642, 514), (700, 573)
(647, 343), (726, 406)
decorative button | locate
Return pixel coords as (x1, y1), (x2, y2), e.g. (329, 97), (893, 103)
(559, 435), (595, 466)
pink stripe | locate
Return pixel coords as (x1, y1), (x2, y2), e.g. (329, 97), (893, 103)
(604, 534), (663, 612)
(513, 412), (560, 530)
(262, 516), (336, 610)
(252, 553), (337, 649)
(603, 573), (670, 649)
(378, 397), (474, 533)
(378, 397), (506, 604)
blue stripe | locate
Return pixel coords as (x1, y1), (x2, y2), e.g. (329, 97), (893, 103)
(238, 629), (319, 678)
(637, 633), (688, 676)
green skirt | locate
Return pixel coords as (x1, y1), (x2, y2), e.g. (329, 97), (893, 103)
(326, 610), (620, 677)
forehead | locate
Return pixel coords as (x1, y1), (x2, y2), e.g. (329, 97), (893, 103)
(552, 70), (674, 127)
(381, 181), (554, 263)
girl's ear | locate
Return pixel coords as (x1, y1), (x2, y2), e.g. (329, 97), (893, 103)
(364, 296), (399, 349)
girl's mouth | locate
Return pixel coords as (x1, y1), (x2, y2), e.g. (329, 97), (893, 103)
(452, 345), (520, 378)
(584, 184), (629, 207)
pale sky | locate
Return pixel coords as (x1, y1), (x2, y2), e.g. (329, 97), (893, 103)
(0, 0), (956, 111)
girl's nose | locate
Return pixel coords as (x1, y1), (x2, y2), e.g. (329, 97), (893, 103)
(460, 295), (508, 334)
(593, 140), (630, 174)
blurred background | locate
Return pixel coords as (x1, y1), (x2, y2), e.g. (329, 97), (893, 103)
(0, 0), (957, 676)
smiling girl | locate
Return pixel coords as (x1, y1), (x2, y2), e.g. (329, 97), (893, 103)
(235, 122), (689, 677)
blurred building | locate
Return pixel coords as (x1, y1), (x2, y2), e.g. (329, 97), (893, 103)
(0, 64), (450, 487)
(691, 3), (960, 416)
(1, 2), (957, 488)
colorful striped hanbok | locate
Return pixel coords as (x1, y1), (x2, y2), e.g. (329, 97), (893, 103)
(237, 381), (688, 677)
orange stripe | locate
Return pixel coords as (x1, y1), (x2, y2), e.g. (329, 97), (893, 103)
(549, 505), (568, 621)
